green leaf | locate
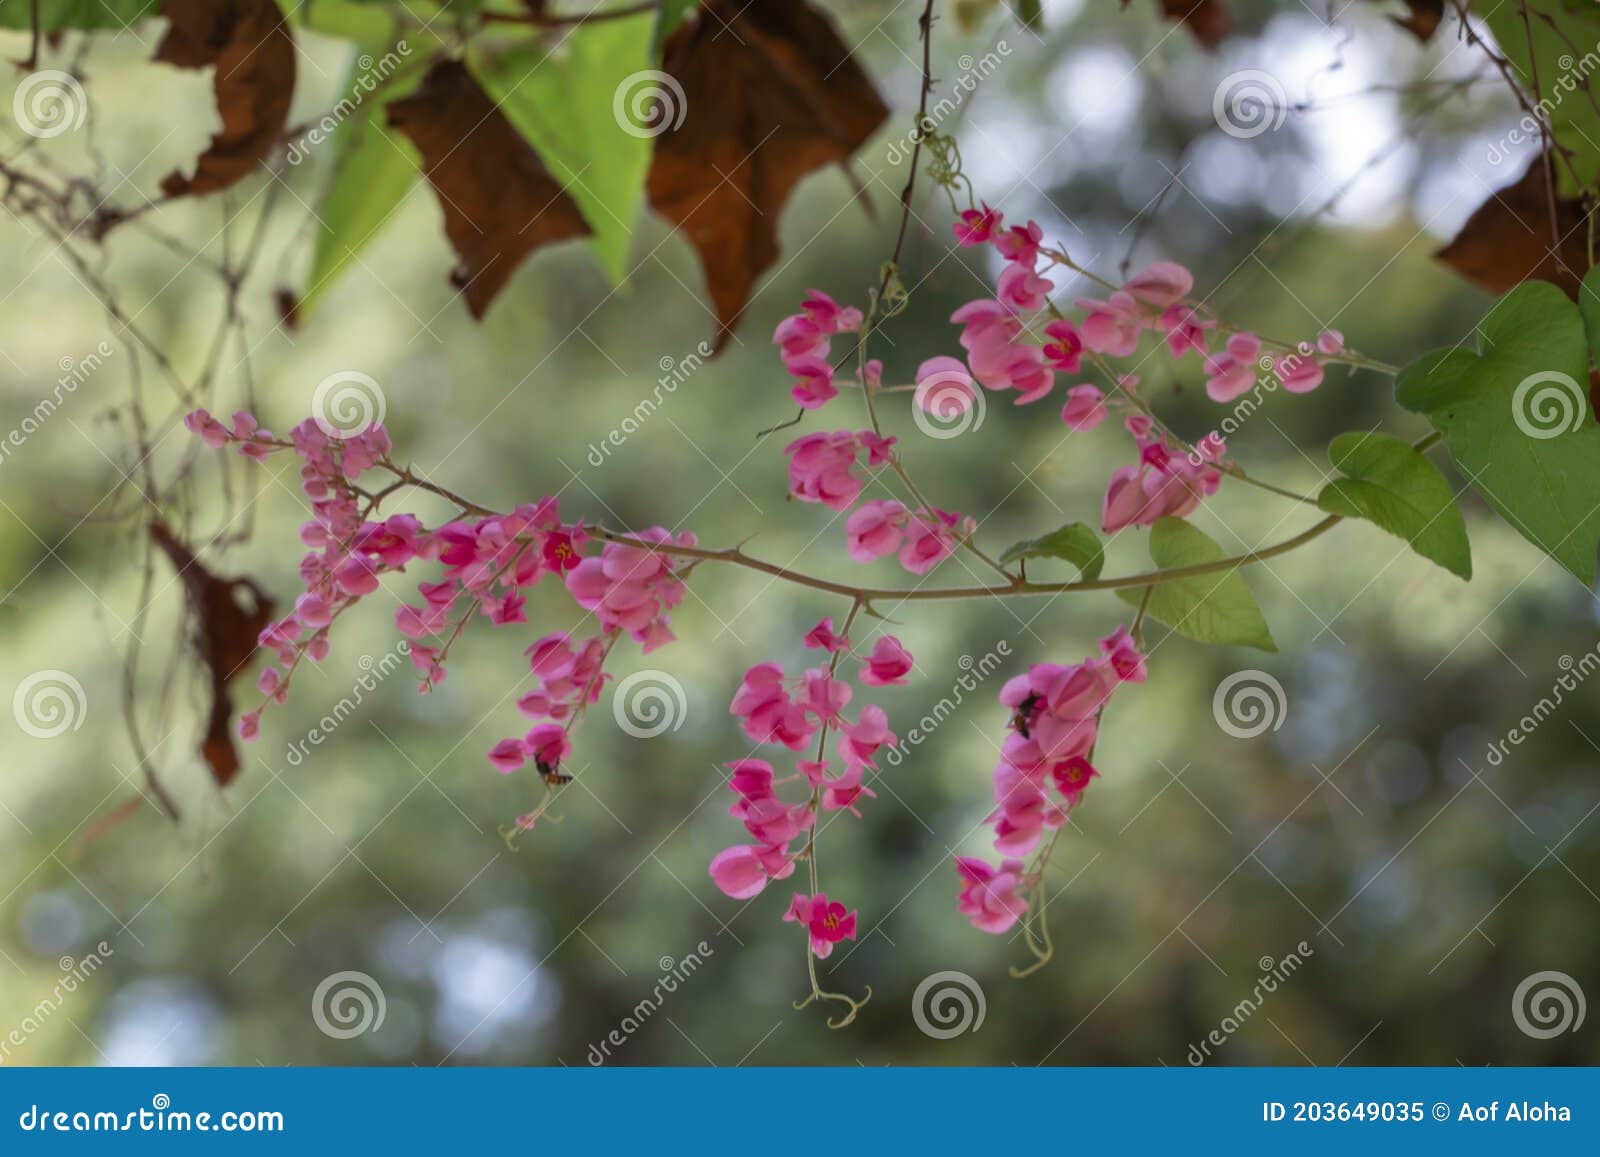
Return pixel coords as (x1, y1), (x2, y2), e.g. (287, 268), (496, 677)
(473, 13), (656, 284)
(1316, 431), (1472, 580)
(0, 0), (158, 30)
(1480, 3), (1600, 197)
(1396, 277), (1600, 586)
(998, 521), (1104, 580)
(300, 51), (422, 315)
(1116, 518), (1276, 652)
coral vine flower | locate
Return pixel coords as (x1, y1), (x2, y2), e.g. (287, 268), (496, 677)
(953, 203), (1002, 246)
(1041, 319), (1084, 372)
(1060, 385), (1108, 431)
(859, 635), (913, 686)
(803, 618), (850, 653)
(953, 856), (1030, 934)
(1202, 332), (1263, 403)
(784, 892), (858, 958)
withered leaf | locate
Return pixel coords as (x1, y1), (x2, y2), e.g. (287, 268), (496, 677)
(388, 60), (593, 318)
(1155, 0), (1230, 48)
(648, 0), (888, 351)
(150, 521), (275, 787)
(154, 0), (296, 200)
(1437, 152), (1591, 300)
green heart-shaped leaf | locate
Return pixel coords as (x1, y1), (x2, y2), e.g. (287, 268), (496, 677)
(1116, 518), (1275, 652)
(1396, 277), (1600, 586)
(998, 521), (1104, 580)
(1316, 431), (1472, 580)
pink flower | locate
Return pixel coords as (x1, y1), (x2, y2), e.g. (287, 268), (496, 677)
(839, 704), (896, 768)
(1274, 348), (1325, 393)
(951, 299), (1021, 352)
(1060, 385), (1108, 431)
(859, 635), (913, 686)
(1157, 305), (1214, 359)
(1316, 328), (1344, 355)
(783, 892), (858, 958)
(994, 220), (1044, 265)
(525, 723), (571, 772)
(1099, 626), (1147, 683)
(1123, 261), (1193, 309)
(899, 508), (972, 575)
(819, 761), (877, 816)
(237, 711), (261, 742)
(1101, 439), (1221, 532)
(565, 529), (693, 650)
(845, 499), (908, 563)
(800, 289), (862, 334)
(1075, 291), (1143, 357)
(786, 354), (838, 409)
(954, 856), (1029, 934)
(1041, 319), (1084, 372)
(184, 408), (232, 448)
(804, 617), (850, 653)
(488, 738), (526, 774)
(953, 202), (1002, 246)
(1049, 755), (1098, 804)
(784, 431), (862, 511)
(996, 262), (1053, 313)
(1202, 331), (1263, 402)
(709, 844), (794, 900)
(731, 662), (815, 750)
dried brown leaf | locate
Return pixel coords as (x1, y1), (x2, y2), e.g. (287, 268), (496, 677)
(155, 0), (296, 200)
(387, 60), (593, 318)
(1437, 152), (1591, 299)
(647, 0), (888, 350)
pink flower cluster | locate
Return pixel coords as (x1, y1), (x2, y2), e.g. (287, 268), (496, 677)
(183, 407), (697, 789)
(844, 500), (974, 575)
(954, 628), (1145, 935)
(1101, 414), (1224, 533)
(783, 429), (896, 511)
(1203, 328), (1344, 403)
(773, 290), (864, 409)
(710, 621), (911, 955)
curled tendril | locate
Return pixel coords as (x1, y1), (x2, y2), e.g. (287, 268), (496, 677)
(794, 983), (874, 1029)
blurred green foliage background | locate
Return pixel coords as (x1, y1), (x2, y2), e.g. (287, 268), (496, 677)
(1, 0), (1597, 1067)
